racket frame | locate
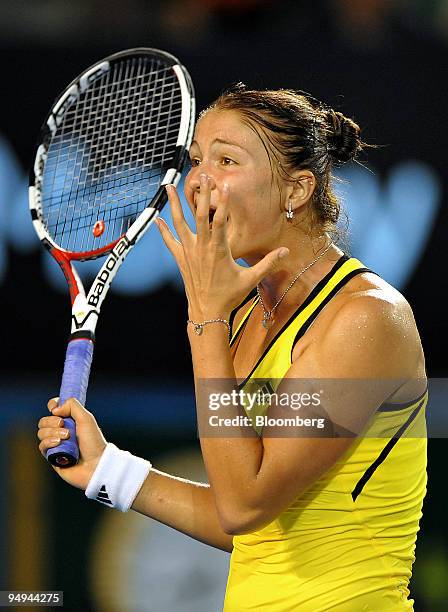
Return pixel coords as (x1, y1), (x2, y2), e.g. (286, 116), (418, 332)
(29, 48), (195, 466)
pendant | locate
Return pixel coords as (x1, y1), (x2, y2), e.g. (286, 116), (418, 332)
(262, 314), (271, 329)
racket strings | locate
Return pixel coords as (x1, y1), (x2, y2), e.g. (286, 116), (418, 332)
(41, 55), (183, 253)
(63, 63), (116, 253)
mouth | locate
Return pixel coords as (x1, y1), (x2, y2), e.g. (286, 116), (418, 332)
(192, 205), (229, 229)
(208, 210), (231, 229)
(208, 208), (216, 226)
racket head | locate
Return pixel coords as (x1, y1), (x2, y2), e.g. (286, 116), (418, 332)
(29, 47), (195, 261)
(29, 49), (195, 467)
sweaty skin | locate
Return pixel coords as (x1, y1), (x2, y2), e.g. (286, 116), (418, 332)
(37, 108), (426, 552)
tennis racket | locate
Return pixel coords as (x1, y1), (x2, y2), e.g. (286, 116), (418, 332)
(29, 48), (195, 467)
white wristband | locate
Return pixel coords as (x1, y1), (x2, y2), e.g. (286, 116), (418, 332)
(85, 443), (152, 512)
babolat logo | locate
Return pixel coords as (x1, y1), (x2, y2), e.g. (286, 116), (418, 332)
(88, 237), (130, 307)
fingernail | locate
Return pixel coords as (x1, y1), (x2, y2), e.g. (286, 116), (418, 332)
(60, 429), (69, 438)
(279, 248), (289, 259)
(200, 173), (207, 183)
(50, 438), (60, 444)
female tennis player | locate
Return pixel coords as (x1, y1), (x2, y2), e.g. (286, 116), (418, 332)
(37, 85), (427, 611)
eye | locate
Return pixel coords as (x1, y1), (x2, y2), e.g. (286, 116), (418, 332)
(221, 157), (235, 166)
(190, 158), (201, 167)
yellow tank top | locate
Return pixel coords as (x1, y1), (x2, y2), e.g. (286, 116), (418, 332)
(224, 255), (427, 612)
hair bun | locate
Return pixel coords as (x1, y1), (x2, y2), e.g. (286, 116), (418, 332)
(326, 109), (362, 163)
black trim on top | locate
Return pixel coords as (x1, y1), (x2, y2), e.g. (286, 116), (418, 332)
(290, 266), (373, 360)
(30, 208), (38, 220)
(351, 396), (426, 502)
(229, 289), (258, 347)
(235, 254), (351, 389)
(378, 387), (428, 412)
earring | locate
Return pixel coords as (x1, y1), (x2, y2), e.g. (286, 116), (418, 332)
(286, 200), (294, 219)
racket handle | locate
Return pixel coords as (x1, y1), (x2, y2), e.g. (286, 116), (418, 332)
(46, 338), (94, 468)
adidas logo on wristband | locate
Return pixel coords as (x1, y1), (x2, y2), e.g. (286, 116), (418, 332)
(96, 485), (112, 505)
(85, 443), (152, 512)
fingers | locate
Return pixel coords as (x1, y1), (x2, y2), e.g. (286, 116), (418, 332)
(195, 174), (211, 242)
(39, 415), (64, 429)
(251, 247), (290, 285)
(40, 399), (71, 458)
(165, 184), (192, 244)
(37, 426), (70, 442)
(47, 397), (94, 425)
(39, 397), (107, 471)
(156, 217), (184, 263)
(48, 397), (59, 412)
(211, 183), (230, 247)
(39, 438), (63, 456)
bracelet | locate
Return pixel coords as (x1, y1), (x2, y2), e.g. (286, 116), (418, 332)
(187, 318), (231, 337)
(85, 443), (152, 512)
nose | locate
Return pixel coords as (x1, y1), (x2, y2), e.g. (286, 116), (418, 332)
(188, 167), (217, 195)
(204, 174), (217, 189)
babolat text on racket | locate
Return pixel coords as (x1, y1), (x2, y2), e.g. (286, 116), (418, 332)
(29, 48), (195, 467)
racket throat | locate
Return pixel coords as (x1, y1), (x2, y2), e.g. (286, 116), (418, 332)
(50, 248), (83, 304)
(71, 293), (99, 336)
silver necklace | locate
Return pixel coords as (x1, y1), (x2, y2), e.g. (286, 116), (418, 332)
(256, 241), (334, 329)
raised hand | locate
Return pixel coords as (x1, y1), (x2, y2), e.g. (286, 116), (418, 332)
(156, 175), (289, 320)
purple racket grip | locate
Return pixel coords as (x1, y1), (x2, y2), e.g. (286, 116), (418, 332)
(46, 338), (94, 468)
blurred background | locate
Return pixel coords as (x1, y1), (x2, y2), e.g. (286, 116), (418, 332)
(0, 0), (447, 610)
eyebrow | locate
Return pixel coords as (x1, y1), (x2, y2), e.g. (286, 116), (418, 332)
(190, 138), (248, 152)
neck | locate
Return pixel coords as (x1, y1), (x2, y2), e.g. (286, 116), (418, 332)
(252, 235), (342, 313)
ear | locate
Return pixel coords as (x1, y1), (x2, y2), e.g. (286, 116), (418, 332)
(287, 170), (316, 214)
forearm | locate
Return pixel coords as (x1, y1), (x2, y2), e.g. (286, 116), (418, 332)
(131, 467), (234, 553)
(189, 323), (267, 531)
(157, 176), (292, 534)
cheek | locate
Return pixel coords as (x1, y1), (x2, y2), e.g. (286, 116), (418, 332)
(227, 196), (270, 245)
(234, 178), (276, 226)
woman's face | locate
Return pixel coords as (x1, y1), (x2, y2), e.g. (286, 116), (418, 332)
(184, 109), (287, 261)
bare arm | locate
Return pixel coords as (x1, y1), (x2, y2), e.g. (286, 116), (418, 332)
(37, 398), (233, 553)
(188, 293), (421, 535)
(153, 182), (424, 538)
(132, 469), (233, 552)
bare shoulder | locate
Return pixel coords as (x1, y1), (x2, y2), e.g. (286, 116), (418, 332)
(336, 271), (418, 331)
(295, 271), (425, 383)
